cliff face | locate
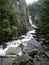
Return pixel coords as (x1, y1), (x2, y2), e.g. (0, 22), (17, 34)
(10, 0), (28, 35)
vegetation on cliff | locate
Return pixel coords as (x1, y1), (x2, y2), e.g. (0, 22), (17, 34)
(0, 0), (28, 45)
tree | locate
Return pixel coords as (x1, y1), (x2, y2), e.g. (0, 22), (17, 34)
(29, 0), (49, 42)
(35, 0), (49, 41)
(0, 0), (28, 47)
(0, 0), (18, 45)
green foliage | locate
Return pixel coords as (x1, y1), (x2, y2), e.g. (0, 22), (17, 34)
(11, 26), (18, 37)
(36, 0), (49, 41)
(37, 51), (44, 56)
(0, 0), (18, 45)
(0, 0), (28, 46)
(29, 0), (49, 41)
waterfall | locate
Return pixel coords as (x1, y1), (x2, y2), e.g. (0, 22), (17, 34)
(29, 15), (37, 28)
(29, 16), (33, 25)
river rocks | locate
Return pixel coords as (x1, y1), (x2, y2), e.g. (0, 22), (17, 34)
(12, 40), (40, 65)
(41, 40), (49, 51)
(12, 54), (33, 65)
(28, 38), (41, 47)
(12, 50), (49, 65)
(45, 51), (49, 58)
(0, 56), (15, 65)
(6, 46), (23, 56)
(24, 38), (41, 55)
(33, 53), (49, 65)
(24, 42), (39, 58)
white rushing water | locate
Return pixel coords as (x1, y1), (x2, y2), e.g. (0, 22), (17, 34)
(0, 30), (35, 56)
(0, 15), (36, 56)
(29, 16), (37, 28)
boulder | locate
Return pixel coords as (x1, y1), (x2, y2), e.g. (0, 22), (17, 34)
(6, 46), (22, 56)
(24, 43), (38, 57)
(45, 51), (49, 58)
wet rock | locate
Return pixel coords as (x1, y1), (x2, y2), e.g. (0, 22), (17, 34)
(0, 56), (15, 65)
(6, 46), (23, 56)
(24, 43), (38, 57)
(33, 51), (49, 65)
(12, 54), (33, 65)
(45, 51), (49, 58)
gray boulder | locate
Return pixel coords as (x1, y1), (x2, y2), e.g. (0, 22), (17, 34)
(45, 51), (49, 58)
(24, 43), (38, 57)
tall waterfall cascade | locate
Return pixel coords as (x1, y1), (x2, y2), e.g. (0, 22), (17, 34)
(29, 16), (37, 28)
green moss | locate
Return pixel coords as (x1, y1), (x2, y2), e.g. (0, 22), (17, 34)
(37, 51), (44, 56)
